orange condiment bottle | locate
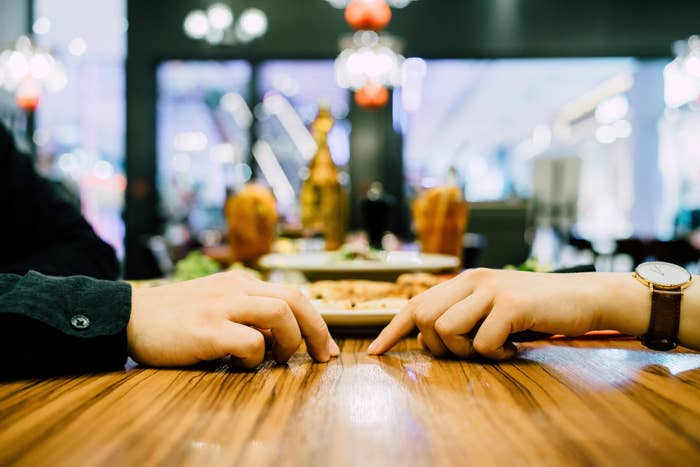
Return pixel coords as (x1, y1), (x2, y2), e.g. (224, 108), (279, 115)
(299, 106), (348, 251)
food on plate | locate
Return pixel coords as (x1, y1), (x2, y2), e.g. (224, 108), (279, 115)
(309, 280), (396, 301)
(504, 257), (550, 272)
(172, 252), (262, 283)
(173, 251), (222, 282)
(394, 272), (443, 298)
(332, 243), (383, 262)
(225, 183), (277, 264)
(308, 272), (448, 310)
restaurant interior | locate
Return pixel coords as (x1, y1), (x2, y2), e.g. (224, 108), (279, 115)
(4, 1), (700, 466)
(1, 0), (700, 278)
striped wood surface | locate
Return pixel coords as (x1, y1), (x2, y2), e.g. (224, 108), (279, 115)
(2, 337), (700, 466)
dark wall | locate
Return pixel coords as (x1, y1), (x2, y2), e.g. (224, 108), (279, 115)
(126, 0), (700, 277)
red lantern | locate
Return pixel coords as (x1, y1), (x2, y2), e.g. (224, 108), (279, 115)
(345, 0), (392, 31)
(355, 84), (389, 108)
(16, 79), (41, 112)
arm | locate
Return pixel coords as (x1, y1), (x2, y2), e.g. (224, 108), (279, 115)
(368, 268), (700, 359)
(597, 272), (700, 351)
(0, 271), (131, 379)
(0, 270), (338, 379)
(0, 125), (119, 279)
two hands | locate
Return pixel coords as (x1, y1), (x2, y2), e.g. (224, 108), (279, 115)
(127, 268), (661, 368)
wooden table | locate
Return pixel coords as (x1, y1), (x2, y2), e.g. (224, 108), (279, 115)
(2, 337), (700, 466)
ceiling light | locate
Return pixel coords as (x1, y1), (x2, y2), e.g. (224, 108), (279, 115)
(183, 10), (209, 39)
(207, 3), (234, 30)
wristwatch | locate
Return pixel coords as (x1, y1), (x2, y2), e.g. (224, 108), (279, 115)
(633, 261), (692, 350)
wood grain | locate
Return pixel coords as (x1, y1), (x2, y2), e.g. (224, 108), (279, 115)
(2, 337), (700, 467)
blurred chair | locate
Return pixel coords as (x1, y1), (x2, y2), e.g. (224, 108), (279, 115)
(614, 238), (699, 268)
(465, 199), (529, 268)
(461, 232), (486, 269)
(530, 156), (580, 235)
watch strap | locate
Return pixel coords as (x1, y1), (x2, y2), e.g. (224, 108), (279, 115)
(641, 287), (682, 351)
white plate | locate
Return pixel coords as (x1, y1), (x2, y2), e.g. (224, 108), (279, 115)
(313, 301), (402, 327)
(260, 251), (459, 281)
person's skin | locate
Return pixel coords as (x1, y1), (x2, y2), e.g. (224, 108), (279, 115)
(368, 268), (700, 359)
(128, 270), (340, 368)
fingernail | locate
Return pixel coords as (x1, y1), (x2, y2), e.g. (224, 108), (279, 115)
(367, 340), (378, 354)
(329, 339), (340, 356)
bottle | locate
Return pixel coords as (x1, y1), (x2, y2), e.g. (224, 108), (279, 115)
(300, 106), (348, 251)
(361, 181), (393, 249)
(412, 167), (469, 260)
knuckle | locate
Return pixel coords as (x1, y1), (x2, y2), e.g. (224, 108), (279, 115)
(241, 331), (266, 356)
(414, 308), (435, 329)
(226, 269), (254, 282)
(473, 336), (503, 358)
(471, 267), (490, 279)
(404, 296), (421, 314)
(193, 324), (216, 350)
(284, 286), (306, 304)
(270, 299), (292, 320)
(433, 318), (451, 337)
(472, 338), (491, 355)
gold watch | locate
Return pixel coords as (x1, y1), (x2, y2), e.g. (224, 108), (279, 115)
(633, 261), (692, 350)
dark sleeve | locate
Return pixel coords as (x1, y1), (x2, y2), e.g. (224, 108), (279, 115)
(0, 125), (120, 279)
(0, 271), (132, 379)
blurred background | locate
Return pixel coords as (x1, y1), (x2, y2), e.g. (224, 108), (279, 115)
(1, 0), (700, 278)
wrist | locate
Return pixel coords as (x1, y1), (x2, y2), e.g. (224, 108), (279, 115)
(678, 277), (700, 348)
(127, 287), (146, 359)
(591, 273), (650, 336)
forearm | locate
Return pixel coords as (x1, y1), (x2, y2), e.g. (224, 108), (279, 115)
(593, 272), (700, 351)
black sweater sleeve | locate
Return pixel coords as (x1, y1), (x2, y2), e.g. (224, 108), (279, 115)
(0, 271), (132, 379)
(0, 124), (120, 279)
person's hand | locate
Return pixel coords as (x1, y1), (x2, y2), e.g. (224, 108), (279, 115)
(368, 268), (609, 360)
(127, 270), (339, 368)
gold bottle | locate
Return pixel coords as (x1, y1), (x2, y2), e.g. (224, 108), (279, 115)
(300, 106), (348, 250)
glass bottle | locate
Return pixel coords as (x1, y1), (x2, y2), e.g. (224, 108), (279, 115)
(412, 166), (469, 260)
(300, 106), (348, 250)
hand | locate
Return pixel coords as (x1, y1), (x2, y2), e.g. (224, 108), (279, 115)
(368, 268), (607, 360)
(127, 271), (339, 368)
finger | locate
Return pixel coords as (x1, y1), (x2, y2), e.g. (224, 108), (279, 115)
(367, 307), (416, 355)
(417, 332), (426, 350)
(227, 296), (302, 363)
(409, 270), (477, 311)
(415, 312), (451, 357)
(328, 339), (340, 357)
(472, 308), (519, 360)
(422, 330), (472, 359)
(215, 322), (266, 368)
(369, 269), (485, 355)
(434, 292), (492, 358)
(242, 282), (332, 362)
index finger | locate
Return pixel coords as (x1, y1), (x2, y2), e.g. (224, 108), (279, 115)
(242, 281), (334, 362)
(367, 270), (478, 355)
(367, 306), (416, 355)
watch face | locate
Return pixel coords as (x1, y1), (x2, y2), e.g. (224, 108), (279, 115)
(635, 261), (691, 287)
